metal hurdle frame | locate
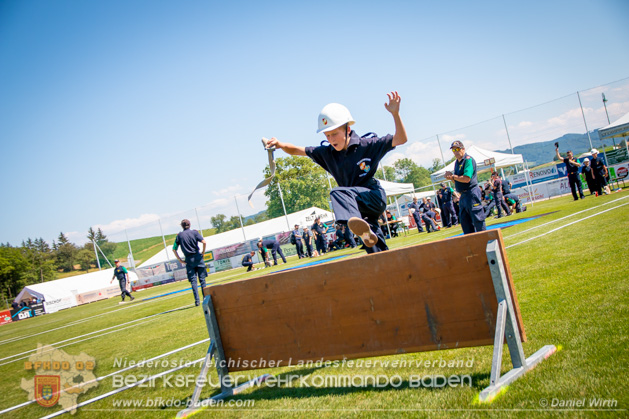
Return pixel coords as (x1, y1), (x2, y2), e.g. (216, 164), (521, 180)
(179, 239), (556, 416)
(176, 295), (271, 418)
(480, 239), (556, 402)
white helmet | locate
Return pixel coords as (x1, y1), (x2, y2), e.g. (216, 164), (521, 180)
(316, 103), (355, 133)
(590, 148), (599, 154)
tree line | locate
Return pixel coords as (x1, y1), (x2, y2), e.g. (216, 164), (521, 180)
(0, 228), (117, 303)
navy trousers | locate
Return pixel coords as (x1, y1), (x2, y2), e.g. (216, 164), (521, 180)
(329, 186), (388, 253)
(185, 254), (207, 304)
(459, 188), (487, 235)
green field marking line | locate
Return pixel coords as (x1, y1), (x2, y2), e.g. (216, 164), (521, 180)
(0, 289), (189, 346)
(503, 194), (629, 240)
(0, 304), (193, 366)
(506, 201), (629, 249)
(0, 338), (210, 416)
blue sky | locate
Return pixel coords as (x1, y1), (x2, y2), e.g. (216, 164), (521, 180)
(1, 0), (628, 246)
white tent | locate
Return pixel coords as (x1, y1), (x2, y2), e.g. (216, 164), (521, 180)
(141, 207), (335, 267)
(431, 145), (524, 182)
(14, 268), (138, 313)
(598, 111), (629, 142)
(376, 179), (415, 196)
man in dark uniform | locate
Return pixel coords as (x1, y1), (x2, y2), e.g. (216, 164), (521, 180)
(590, 149), (610, 195)
(258, 238), (286, 265)
(504, 193), (526, 213)
(291, 225), (305, 258)
(241, 251), (257, 272)
(439, 182), (458, 228)
(555, 147), (584, 201)
(266, 92), (407, 254)
(302, 226), (315, 257)
(420, 197), (439, 233)
(407, 197), (424, 233)
(445, 141), (486, 235)
(491, 172), (512, 218)
(312, 218), (327, 255)
(172, 219), (207, 306)
(110, 259), (134, 302)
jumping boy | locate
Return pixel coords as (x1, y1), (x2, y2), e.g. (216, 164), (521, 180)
(266, 92), (407, 254)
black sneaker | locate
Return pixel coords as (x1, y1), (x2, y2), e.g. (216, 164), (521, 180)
(195, 301), (200, 307)
(130, 296), (135, 301)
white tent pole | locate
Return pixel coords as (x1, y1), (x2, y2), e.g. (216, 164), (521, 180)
(234, 196), (247, 241)
(379, 163), (392, 238)
(277, 182), (291, 231)
(158, 219), (170, 261)
(195, 208), (203, 235)
(502, 114), (515, 155)
(524, 160), (535, 206)
(125, 229), (136, 273)
(92, 240), (101, 271)
(436, 134), (446, 168)
(94, 242), (113, 268)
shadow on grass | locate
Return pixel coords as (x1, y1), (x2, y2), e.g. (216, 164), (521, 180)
(169, 369), (491, 408)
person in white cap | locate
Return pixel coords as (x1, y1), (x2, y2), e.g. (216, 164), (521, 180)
(581, 157), (597, 195)
(590, 149), (611, 195)
(266, 92), (407, 254)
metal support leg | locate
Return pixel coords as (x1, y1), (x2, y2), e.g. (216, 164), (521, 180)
(177, 295), (272, 418)
(479, 240), (557, 403)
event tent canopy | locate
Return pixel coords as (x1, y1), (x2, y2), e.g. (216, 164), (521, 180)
(377, 179), (416, 196)
(431, 145), (524, 182)
(141, 207), (335, 267)
(14, 268), (138, 313)
(598, 111), (629, 142)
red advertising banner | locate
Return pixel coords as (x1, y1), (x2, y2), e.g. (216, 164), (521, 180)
(0, 309), (12, 325)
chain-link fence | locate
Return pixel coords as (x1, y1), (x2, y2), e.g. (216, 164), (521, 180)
(98, 78), (629, 269)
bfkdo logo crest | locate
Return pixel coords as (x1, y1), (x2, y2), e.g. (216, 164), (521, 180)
(34, 375), (60, 407)
(357, 158), (371, 176)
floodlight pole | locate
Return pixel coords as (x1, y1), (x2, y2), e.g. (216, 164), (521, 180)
(502, 114), (515, 154)
(577, 91), (593, 150)
(602, 93), (617, 148)
(195, 208), (203, 236)
(234, 196), (247, 241)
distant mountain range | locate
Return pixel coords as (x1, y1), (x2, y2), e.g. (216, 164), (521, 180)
(496, 131), (604, 167)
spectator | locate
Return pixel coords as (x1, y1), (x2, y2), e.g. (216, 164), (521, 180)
(408, 197), (425, 233)
(172, 219), (206, 306)
(291, 224), (305, 259)
(439, 182), (458, 228)
(581, 157), (597, 195)
(385, 210), (399, 237)
(491, 172), (512, 218)
(303, 227), (316, 257)
(312, 217), (328, 255)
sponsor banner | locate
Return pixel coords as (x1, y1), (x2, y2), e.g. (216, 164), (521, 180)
(76, 287), (120, 305)
(214, 258), (233, 272)
(31, 302), (45, 317)
(609, 162), (629, 181)
(0, 309), (12, 325)
(44, 296), (78, 314)
(605, 148), (628, 165)
(11, 306), (34, 321)
(530, 165), (559, 183)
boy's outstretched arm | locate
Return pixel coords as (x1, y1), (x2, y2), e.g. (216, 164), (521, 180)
(266, 138), (307, 156)
(385, 91), (408, 147)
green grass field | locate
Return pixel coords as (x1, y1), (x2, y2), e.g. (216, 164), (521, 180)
(1, 191), (628, 418)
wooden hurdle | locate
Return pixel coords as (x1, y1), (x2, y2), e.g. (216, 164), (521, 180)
(177, 230), (556, 417)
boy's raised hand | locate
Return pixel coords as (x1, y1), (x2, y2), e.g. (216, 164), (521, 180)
(384, 91), (401, 114)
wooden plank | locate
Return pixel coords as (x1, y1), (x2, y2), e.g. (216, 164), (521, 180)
(203, 230), (525, 372)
